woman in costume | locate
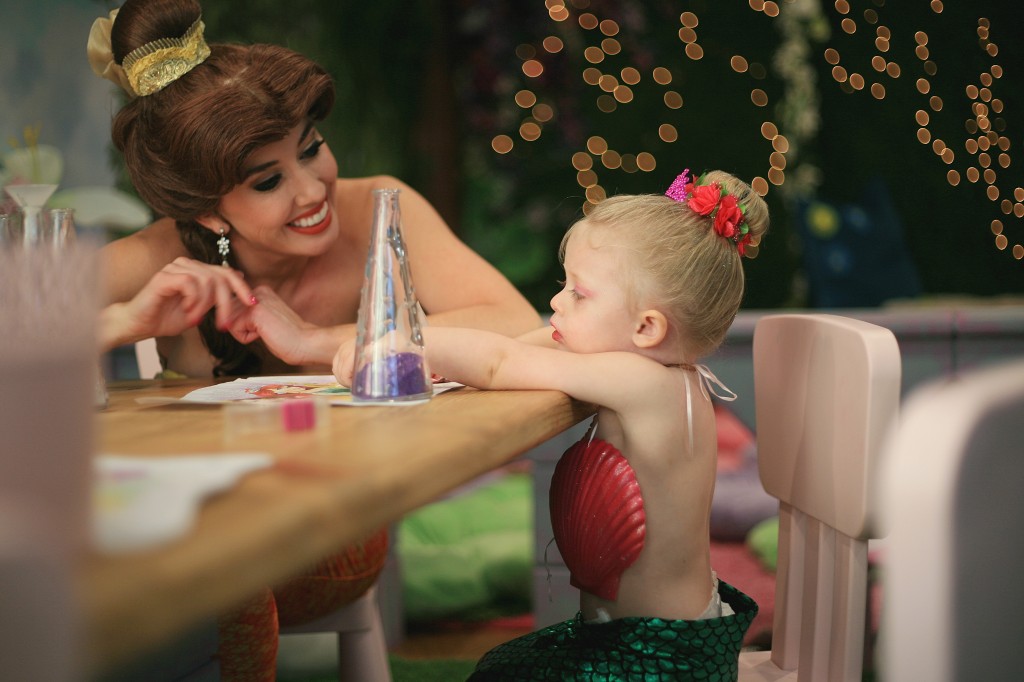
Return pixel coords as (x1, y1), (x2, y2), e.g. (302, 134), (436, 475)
(87, 0), (539, 678)
(90, 0), (538, 377)
(335, 170), (766, 680)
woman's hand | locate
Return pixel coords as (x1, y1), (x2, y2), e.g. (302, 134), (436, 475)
(332, 338), (358, 387)
(102, 257), (253, 349)
(227, 285), (317, 366)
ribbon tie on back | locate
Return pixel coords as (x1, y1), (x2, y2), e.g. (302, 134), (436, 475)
(683, 364), (737, 455)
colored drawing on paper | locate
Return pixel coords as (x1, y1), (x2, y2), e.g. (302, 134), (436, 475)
(179, 375), (461, 405)
(244, 382), (352, 399)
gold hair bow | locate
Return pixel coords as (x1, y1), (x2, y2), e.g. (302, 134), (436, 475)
(87, 11), (210, 97)
(87, 9), (134, 96)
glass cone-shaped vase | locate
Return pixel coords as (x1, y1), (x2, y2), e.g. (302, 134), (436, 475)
(351, 188), (432, 404)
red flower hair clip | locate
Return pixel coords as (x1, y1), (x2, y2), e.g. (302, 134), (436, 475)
(665, 170), (753, 255)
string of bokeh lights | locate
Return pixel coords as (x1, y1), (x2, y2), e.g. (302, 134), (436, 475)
(490, 0), (806, 260)
(824, 0), (1020, 261)
(491, 0), (1020, 264)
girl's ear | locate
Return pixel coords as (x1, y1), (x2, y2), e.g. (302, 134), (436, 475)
(633, 309), (668, 349)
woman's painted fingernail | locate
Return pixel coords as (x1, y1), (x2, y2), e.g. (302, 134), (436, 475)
(249, 295), (258, 305)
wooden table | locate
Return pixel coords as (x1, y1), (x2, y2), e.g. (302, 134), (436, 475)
(80, 379), (592, 674)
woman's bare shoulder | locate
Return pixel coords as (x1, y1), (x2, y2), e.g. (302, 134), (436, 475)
(130, 217), (186, 244)
(330, 175), (429, 239)
(331, 176), (390, 217)
(333, 175), (408, 195)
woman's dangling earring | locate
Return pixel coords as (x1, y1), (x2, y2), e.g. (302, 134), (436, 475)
(217, 228), (231, 267)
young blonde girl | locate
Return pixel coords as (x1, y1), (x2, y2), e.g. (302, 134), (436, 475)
(336, 169), (768, 680)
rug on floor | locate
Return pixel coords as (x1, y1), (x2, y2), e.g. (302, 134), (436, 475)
(277, 653), (475, 682)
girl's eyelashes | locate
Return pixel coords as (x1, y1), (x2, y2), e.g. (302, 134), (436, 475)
(556, 279), (583, 301)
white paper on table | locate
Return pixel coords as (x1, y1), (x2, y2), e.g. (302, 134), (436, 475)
(170, 375), (461, 406)
(93, 453), (273, 554)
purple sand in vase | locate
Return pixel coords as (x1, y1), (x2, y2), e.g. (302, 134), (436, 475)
(354, 351), (430, 400)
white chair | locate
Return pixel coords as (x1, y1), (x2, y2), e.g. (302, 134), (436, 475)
(738, 313), (901, 681)
(880, 358), (1024, 682)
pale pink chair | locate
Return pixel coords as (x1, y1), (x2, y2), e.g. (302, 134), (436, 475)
(881, 358), (1024, 682)
(738, 313), (901, 681)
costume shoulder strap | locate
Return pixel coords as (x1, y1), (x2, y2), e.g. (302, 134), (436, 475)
(680, 364), (737, 455)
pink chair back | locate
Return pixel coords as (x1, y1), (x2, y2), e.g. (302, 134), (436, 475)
(754, 313), (901, 539)
(739, 313), (901, 682)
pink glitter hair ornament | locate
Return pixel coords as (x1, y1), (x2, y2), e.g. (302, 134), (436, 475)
(665, 169), (754, 255)
(664, 168), (693, 203)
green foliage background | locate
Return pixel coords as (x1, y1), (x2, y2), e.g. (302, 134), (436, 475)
(111, 0), (1024, 309)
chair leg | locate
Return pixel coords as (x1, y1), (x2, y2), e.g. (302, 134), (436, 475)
(771, 504), (805, 670)
(799, 522), (868, 682)
(800, 517), (835, 682)
(830, 533), (867, 682)
(335, 592), (392, 682)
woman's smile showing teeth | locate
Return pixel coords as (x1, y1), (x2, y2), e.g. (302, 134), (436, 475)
(287, 200), (331, 234)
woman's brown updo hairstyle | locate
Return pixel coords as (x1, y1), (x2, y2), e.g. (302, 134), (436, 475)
(109, 0), (335, 374)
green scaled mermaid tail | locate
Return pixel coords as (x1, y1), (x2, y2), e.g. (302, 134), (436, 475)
(468, 581), (757, 681)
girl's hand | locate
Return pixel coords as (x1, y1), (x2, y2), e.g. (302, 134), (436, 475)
(227, 285), (315, 366)
(332, 338), (358, 387)
(118, 257), (253, 341)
